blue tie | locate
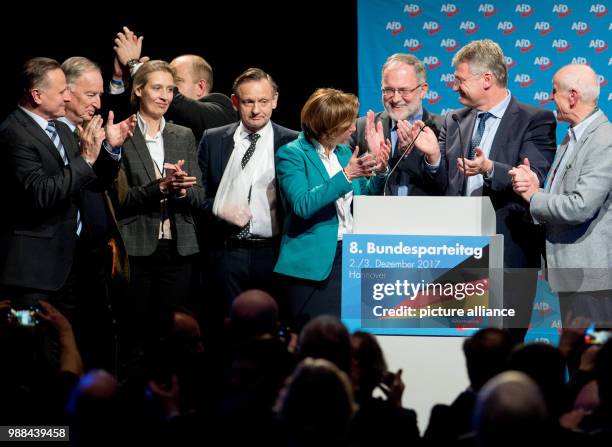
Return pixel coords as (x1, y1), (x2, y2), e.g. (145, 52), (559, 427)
(46, 121), (82, 235)
(468, 112), (493, 160)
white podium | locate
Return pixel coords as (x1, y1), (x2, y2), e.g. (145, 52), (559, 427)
(348, 196), (503, 433)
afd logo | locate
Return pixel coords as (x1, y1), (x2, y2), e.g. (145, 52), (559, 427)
(571, 22), (591, 35)
(386, 22), (405, 35)
(403, 39), (423, 52)
(504, 56), (516, 69)
(534, 56), (554, 70)
(608, 92), (612, 101)
(590, 39), (609, 53)
(571, 57), (589, 64)
(404, 4), (422, 17)
(533, 337), (553, 345)
(534, 21), (553, 35)
(552, 4), (572, 17)
(440, 73), (455, 87)
(441, 38), (459, 52)
(534, 91), (553, 105)
(515, 39), (535, 52)
(552, 39), (571, 52)
(423, 21), (442, 35)
(515, 4), (534, 17)
(534, 301), (553, 317)
(599, 75), (608, 87)
(423, 56), (442, 69)
(440, 108), (453, 116)
(498, 21), (516, 34)
(514, 74), (535, 87)
(608, 57), (612, 65)
(460, 21), (479, 34)
(441, 3), (460, 17)
(425, 90), (443, 105)
(478, 3), (496, 17)
(590, 4), (609, 18)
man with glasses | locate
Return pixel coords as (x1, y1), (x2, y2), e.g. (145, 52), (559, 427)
(407, 39), (557, 341)
(350, 53), (443, 196)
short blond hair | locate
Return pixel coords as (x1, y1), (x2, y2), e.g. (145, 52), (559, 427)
(452, 39), (508, 87)
(131, 60), (176, 109)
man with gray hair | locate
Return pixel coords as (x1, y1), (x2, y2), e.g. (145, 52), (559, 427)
(407, 39), (557, 340)
(510, 64), (612, 328)
(350, 53), (443, 195)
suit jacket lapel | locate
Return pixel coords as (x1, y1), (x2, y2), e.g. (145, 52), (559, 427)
(221, 123), (239, 172)
(15, 109), (65, 167)
(488, 96), (519, 162)
(129, 126), (157, 181)
(457, 109), (476, 160)
(300, 137), (329, 180)
(162, 124), (178, 165)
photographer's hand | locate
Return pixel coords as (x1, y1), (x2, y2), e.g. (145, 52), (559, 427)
(380, 369), (405, 408)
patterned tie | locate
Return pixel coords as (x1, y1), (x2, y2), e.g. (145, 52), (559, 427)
(467, 112), (493, 160)
(235, 133), (261, 239)
(46, 121), (82, 235)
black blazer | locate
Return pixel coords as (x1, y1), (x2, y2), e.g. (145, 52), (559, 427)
(350, 108), (443, 196)
(426, 96), (557, 268)
(0, 108), (118, 291)
(198, 121), (298, 242)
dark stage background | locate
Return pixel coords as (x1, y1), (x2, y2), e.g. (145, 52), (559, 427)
(1, 2), (358, 131)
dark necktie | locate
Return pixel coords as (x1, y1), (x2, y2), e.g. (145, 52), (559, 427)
(46, 121), (82, 235)
(468, 112), (493, 160)
(236, 133), (261, 239)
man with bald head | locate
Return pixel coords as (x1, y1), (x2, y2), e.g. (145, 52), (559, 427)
(510, 64), (612, 328)
(229, 289), (279, 337)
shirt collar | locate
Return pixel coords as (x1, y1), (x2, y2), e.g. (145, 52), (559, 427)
(19, 105), (52, 131)
(57, 116), (77, 132)
(481, 90), (512, 119)
(239, 120), (272, 141)
(137, 112), (165, 138)
(570, 108), (602, 143)
(392, 108), (424, 130)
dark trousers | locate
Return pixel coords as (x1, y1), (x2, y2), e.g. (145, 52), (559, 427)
(282, 241), (343, 332)
(208, 241), (279, 310)
(502, 268), (539, 343)
(119, 240), (194, 372)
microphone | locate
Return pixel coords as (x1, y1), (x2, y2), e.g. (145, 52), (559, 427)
(383, 123), (427, 196)
(452, 113), (468, 195)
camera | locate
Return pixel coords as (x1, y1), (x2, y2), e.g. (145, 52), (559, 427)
(9, 308), (39, 327)
(585, 323), (612, 345)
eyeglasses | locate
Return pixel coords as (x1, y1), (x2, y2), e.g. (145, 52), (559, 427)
(453, 73), (484, 86)
(381, 84), (423, 97)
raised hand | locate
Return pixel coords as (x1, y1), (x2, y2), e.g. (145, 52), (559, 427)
(78, 115), (105, 164)
(457, 147), (493, 177)
(113, 26), (149, 67)
(409, 120), (440, 163)
(343, 145), (379, 181)
(365, 110), (384, 157)
(105, 111), (136, 148)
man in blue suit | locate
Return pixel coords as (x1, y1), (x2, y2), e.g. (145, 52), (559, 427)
(198, 68), (298, 308)
(408, 40), (557, 339)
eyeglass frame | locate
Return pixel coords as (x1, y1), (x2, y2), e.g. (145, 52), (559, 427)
(452, 72), (486, 87)
(381, 83), (424, 97)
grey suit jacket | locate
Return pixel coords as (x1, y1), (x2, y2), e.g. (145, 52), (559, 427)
(530, 113), (612, 292)
(112, 122), (204, 257)
(349, 109), (443, 196)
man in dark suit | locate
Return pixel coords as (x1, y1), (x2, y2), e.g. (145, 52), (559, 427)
(409, 40), (557, 339)
(198, 68), (298, 308)
(109, 27), (237, 141)
(58, 56), (135, 370)
(350, 53), (443, 196)
(0, 57), (121, 319)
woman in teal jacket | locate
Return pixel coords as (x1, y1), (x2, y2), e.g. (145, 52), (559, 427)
(274, 88), (390, 329)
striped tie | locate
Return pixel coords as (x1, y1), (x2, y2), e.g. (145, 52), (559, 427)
(46, 121), (82, 235)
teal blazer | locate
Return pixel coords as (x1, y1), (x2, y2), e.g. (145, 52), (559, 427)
(274, 132), (386, 281)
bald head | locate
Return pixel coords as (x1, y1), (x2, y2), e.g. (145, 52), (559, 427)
(75, 369), (119, 399)
(552, 64), (599, 124)
(555, 64), (599, 104)
(170, 54), (212, 99)
(230, 289), (279, 336)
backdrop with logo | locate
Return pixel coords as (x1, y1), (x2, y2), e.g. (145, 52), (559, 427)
(356, 0), (611, 341)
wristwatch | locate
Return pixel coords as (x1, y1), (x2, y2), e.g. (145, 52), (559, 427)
(126, 59), (140, 71)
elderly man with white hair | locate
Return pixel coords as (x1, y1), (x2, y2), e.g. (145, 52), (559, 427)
(510, 64), (612, 328)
